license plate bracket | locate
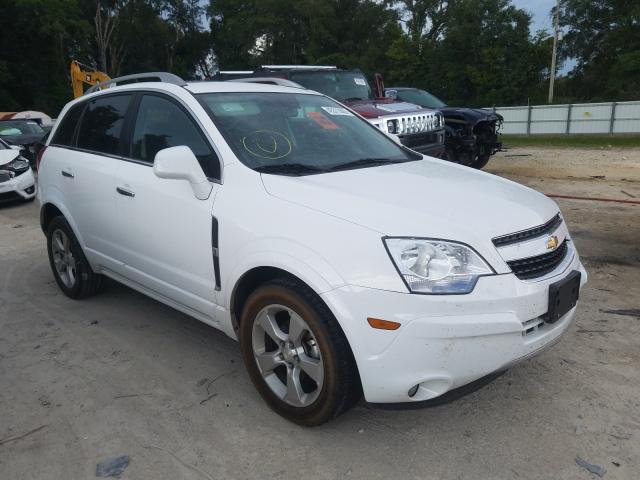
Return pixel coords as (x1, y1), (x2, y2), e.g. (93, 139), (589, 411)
(544, 270), (581, 323)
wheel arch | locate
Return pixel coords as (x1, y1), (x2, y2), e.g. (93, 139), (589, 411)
(230, 265), (364, 406)
(39, 190), (86, 248)
(229, 265), (339, 335)
(40, 202), (64, 234)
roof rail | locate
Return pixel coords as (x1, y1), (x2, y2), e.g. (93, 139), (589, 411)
(227, 77), (306, 88)
(260, 65), (337, 70)
(85, 72), (187, 95)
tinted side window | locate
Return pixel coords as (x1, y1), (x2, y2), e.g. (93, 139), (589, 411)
(51, 103), (84, 147)
(77, 95), (131, 155)
(131, 95), (220, 178)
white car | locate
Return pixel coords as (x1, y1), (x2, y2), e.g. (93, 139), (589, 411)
(0, 138), (36, 203)
(38, 74), (587, 425)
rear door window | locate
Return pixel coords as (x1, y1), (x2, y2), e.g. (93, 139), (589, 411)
(77, 94), (132, 155)
(51, 103), (84, 147)
(130, 94), (220, 179)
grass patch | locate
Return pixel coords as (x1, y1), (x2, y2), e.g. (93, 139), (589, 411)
(502, 134), (640, 149)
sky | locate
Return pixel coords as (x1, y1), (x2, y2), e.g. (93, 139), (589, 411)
(513, 0), (576, 74)
(514, 0), (555, 34)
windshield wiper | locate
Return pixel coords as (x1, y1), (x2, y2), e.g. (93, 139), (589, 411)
(325, 158), (409, 172)
(343, 97), (365, 102)
(254, 163), (327, 176)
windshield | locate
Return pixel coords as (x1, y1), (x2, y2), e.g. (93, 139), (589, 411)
(0, 120), (44, 136)
(288, 71), (373, 102)
(395, 89), (446, 109)
(198, 92), (419, 175)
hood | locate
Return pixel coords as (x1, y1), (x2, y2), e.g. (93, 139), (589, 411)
(0, 149), (20, 166)
(440, 107), (502, 125)
(261, 158), (558, 266)
(345, 99), (434, 119)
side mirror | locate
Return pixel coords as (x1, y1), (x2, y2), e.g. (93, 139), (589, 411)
(153, 146), (212, 200)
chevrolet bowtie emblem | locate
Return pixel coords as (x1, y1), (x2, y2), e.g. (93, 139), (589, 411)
(546, 235), (559, 250)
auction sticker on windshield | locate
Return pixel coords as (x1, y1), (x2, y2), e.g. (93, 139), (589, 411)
(321, 106), (353, 116)
(307, 111), (339, 130)
(354, 78), (367, 86)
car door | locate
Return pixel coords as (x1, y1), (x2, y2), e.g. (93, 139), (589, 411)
(55, 94), (134, 272)
(113, 92), (222, 320)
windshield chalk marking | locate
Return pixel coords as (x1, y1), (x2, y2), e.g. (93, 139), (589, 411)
(242, 130), (292, 160)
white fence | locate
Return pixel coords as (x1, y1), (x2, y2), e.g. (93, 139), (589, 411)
(492, 101), (640, 135)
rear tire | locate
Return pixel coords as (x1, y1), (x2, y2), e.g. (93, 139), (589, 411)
(239, 277), (361, 425)
(47, 216), (104, 299)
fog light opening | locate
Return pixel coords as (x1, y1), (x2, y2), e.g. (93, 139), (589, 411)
(408, 385), (419, 397)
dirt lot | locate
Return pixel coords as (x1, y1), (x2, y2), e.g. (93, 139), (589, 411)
(1, 147), (638, 480)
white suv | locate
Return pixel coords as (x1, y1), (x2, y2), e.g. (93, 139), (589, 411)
(38, 73), (587, 425)
(0, 138), (36, 203)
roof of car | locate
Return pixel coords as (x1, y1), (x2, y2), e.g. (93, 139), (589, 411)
(77, 79), (319, 100)
(185, 81), (315, 95)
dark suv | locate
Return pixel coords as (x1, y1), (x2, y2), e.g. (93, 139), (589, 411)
(385, 87), (503, 169)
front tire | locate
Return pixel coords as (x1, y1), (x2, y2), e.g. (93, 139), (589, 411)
(472, 153), (491, 169)
(47, 216), (104, 299)
(239, 278), (361, 425)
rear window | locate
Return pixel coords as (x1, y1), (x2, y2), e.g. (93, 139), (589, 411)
(0, 120), (44, 136)
(51, 103), (84, 147)
(77, 94), (132, 155)
(288, 71), (373, 102)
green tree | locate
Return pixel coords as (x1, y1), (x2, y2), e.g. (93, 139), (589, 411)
(427, 0), (548, 106)
(209, 0), (403, 81)
(0, 0), (91, 114)
(559, 0), (640, 101)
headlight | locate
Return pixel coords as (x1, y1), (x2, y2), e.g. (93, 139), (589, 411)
(386, 120), (397, 134)
(9, 156), (30, 171)
(4, 156), (30, 174)
(384, 238), (494, 294)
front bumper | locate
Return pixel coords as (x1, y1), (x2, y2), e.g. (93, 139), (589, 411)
(399, 129), (445, 158)
(409, 141), (445, 158)
(0, 168), (37, 203)
(321, 251), (587, 404)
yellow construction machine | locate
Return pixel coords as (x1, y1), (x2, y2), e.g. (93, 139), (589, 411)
(70, 60), (111, 98)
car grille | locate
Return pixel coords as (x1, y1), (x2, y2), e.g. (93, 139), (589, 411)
(0, 171), (12, 183)
(493, 214), (562, 247)
(507, 240), (569, 280)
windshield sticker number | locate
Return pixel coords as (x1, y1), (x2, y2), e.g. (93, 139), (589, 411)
(307, 111), (339, 130)
(321, 106), (353, 116)
(354, 78), (367, 86)
(242, 130), (292, 160)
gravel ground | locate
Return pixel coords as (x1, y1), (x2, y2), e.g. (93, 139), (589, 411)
(0, 147), (638, 479)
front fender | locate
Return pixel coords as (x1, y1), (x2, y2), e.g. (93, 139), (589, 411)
(222, 237), (347, 310)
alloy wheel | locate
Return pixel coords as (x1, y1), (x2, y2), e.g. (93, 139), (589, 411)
(51, 229), (77, 288)
(251, 304), (324, 407)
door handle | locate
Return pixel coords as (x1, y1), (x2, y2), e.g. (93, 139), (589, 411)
(116, 187), (135, 197)
(61, 170), (74, 178)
